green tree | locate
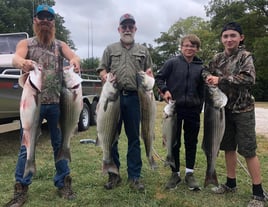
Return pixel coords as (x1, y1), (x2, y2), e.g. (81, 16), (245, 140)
(81, 57), (100, 75)
(205, 0), (268, 100)
(0, 0), (75, 49)
(153, 16), (215, 68)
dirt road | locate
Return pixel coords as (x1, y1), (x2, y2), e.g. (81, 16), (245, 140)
(255, 107), (268, 138)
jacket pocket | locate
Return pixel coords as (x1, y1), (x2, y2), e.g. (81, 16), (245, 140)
(133, 51), (146, 70)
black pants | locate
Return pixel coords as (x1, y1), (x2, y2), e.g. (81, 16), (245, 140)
(171, 107), (200, 172)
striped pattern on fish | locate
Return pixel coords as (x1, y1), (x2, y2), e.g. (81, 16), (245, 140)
(19, 64), (42, 178)
(96, 73), (120, 175)
(57, 67), (83, 162)
(202, 85), (227, 187)
(162, 100), (177, 168)
(138, 71), (157, 170)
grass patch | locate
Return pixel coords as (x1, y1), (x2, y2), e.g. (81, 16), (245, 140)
(0, 101), (267, 207)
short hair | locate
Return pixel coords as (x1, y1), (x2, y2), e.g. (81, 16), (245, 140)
(181, 34), (201, 49)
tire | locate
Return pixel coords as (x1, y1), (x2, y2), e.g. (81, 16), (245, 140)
(90, 100), (98, 125)
(78, 103), (90, 131)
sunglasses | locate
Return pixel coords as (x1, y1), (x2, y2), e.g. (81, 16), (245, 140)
(121, 24), (135, 30)
(37, 13), (54, 21)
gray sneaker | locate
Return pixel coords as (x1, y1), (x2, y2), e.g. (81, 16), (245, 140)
(184, 172), (200, 191)
(165, 172), (181, 190)
(211, 184), (237, 194)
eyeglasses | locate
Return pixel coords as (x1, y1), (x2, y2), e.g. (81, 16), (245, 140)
(120, 24), (135, 31)
(37, 13), (54, 21)
(181, 44), (197, 49)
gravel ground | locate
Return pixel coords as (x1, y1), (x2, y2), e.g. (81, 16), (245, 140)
(255, 107), (268, 137)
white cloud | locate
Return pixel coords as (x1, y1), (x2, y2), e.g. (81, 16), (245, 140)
(53, 0), (209, 59)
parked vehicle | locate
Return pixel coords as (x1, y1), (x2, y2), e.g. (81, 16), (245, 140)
(0, 32), (102, 132)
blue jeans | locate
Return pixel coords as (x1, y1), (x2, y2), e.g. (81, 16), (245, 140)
(15, 104), (70, 188)
(112, 92), (142, 180)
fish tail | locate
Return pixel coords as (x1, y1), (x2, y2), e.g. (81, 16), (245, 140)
(102, 161), (119, 175)
(148, 156), (158, 170)
(204, 169), (219, 187)
(56, 148), (71, 162)
(164, 156), (176, 168)
(23, 160), (36, 178)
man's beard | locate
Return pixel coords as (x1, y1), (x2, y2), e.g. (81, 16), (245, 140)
(33, 22), (55, 46)
(120, 33), (134, 45)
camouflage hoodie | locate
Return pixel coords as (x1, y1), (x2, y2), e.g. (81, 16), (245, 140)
(202, 46), (255, 113)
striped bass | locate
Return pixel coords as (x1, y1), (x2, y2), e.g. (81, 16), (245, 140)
(202, 84), (227, 187)
(19, 63), (42, 178)
(138, 71), (158, 170)
(56, 66), (83, 162)
(162, 100), (177, 168)
(96, 73), (120, 175)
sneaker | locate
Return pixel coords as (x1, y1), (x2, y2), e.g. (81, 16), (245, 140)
(211, 184), (237, 194)
(104, 172), (122, 190)
(247, 195), (266, 207)
(165, 172), (181, 190)
(128, 178), (145, 192)
(58, 175), (76, 200)
(5, 182), (28, 207)
(185, 172), (200, 191)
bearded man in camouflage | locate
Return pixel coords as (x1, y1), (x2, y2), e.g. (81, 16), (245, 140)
(5, 4), (80, 207)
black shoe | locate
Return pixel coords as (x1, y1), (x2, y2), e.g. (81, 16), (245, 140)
(58, 175), (76, 200)
(104, 172), (122, 190)
(5, 182), (28, 207)
(128, 178), (145, 192)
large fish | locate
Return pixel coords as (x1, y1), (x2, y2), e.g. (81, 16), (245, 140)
(202, 84), (227, 187)
(56, 66), (83, 162)
(19, 63), (42, 178)
(162, 100), (177, 168)
(96, 73), (120, 175)
(138, 71), (158, 170)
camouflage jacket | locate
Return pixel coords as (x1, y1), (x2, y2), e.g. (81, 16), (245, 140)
(26, 37), (64, 104)
(202, 46), (255, 113)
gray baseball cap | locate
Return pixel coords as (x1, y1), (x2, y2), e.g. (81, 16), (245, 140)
(119, 13), (135, 25)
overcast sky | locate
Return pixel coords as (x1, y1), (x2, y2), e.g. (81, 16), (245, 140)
(53, 0), (210, 60)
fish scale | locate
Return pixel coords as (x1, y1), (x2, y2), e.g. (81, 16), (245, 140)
(96, 73), (120, 175)
(202, 84), (227, 187)
(19, 64), (42, 178)
(138, 71), (157, 170)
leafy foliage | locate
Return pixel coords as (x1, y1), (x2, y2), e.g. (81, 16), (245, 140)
(0, 0), (75, 49)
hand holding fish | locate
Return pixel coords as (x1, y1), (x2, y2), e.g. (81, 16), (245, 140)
(99, 69), (108, 83)
(69, 58), (80, 73)
(163, 91), (172, 103)
(21, 59), (35, 72)
(206, 75), (219, 85)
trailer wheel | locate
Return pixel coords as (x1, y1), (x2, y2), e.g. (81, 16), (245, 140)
(78, 103), (90, 131)
(90, 100), (98, 125)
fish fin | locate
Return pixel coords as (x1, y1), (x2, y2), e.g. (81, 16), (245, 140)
(103, 99), (108, 111)
(23, 160), (36, 178)
(204, 169), (219, 188)
(95, 136), (101, 146)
